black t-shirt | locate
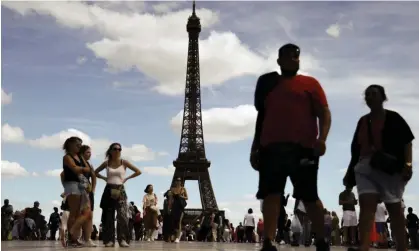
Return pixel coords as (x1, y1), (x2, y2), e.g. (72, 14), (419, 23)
(339, 191), (356, 211)
(49, 212), (60, 227)
(406, 213), (419, 228)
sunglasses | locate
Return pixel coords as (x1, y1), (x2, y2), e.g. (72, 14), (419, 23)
(112, 148), (122, 152)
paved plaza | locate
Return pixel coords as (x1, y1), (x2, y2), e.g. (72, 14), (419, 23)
(0, 241), (374, 251)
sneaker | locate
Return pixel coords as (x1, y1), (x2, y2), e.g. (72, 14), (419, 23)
(119, 240), (130, 247)
(105, 242), (115, 247)
(279, 240), (285, 245)
(174, 238), (180, 243)
(85, 239), (97, 247)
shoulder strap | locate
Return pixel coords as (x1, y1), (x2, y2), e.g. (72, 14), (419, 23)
(254, 72), (281, 112)
(366, 115), (376, 150)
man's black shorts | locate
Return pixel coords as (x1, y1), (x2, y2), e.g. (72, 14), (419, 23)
(256, 142), (320, 202)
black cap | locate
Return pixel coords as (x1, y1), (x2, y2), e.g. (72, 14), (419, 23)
(278, 43), (300, 58)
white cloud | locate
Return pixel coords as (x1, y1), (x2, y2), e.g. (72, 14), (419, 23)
(45, 169), (62, 177)
(32, 172), (39, 177)
(76, 56), (87, 65)
(326, 24), (341, 38)
(1, 160), (29, 178)
(112, 81), (134, 88)
(326, 21), (353, 38)
(143, 165), (175, 176)
(170, 105), (257, 143)
(1, 88), (13, 105)
(1, 124), (25, 143)
(2, 1), (277, 96)
(51, 200), (61, 207)
(27, 128), (160, 162)
(152, 2), (180, 14)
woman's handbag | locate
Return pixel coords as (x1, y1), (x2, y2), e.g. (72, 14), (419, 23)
(150, 205), (158, 212)
(110, 187), (122, 200)
(367, 117), (398, 175)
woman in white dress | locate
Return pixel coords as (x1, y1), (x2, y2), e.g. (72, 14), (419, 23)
(143, 184), (158, 241)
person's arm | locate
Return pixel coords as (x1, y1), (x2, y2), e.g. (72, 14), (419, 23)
(251, 75), (268, 153)
(338, 193), (345, 205)
(353, 193), (358, 205)
(181, 187), (189, 200)
(63, 155), (86, 175)
(311, 78), (331, 142)
(284, 194), (290, 207)
(122, 160), (142, 182)
(405, 142), (413, 164)
(94, 161), (108, 181)
(60, 171), (65, 186)
(142, 195), (147, 211)
(91, 167), (97, 193)
(343, 118), (362, 187)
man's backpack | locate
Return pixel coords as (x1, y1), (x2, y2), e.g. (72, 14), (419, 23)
(254, 72), (281, 144)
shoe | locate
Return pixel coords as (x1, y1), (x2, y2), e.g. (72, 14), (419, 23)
(279, 240), (285, 245)
(105, 242), (115, 247)
(147, 238), (151, 242)
(174, 238), (180, 243)
(71, 240), (84, 248)
(119, 240), (130, 247)
(316, 239), (330, 251)
(260, 239), (278, 251)
(85, 239), (97, 247)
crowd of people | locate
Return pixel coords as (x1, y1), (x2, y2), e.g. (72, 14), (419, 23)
(250, 43), (415, 251)
(2, 194), (419, 250)
(1, 43), (418, 251)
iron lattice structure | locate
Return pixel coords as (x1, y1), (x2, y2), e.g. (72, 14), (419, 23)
(172, 1), (219, 212)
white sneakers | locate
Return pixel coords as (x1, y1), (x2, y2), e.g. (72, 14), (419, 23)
(119, 240), (130, 247)
(105, 242), (115, 247)
(104, 241), (129, 248)
(85, 239), (97, 247)
(174, 238), (180, 243)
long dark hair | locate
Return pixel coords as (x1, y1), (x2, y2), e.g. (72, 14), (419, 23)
(105, 142), (122, 160)
(62, 137), (82, 153)
(144, 184), (153, 193)
(79, 145), (91, 156)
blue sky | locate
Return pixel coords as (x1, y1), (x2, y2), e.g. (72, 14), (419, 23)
(1, 1), (419, 226)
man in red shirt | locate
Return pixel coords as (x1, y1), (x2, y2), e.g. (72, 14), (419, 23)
(250, 44), (332, 251)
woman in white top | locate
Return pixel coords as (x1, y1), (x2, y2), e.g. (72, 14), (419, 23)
(95, 143), (142, 248)
(243, 208), (256, 243)
(143, 184), (158, 241)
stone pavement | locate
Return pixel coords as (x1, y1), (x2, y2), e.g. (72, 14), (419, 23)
(0, 241), (359, 251)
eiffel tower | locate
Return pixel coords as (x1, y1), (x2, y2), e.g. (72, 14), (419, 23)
(171, 1), (220, 216)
